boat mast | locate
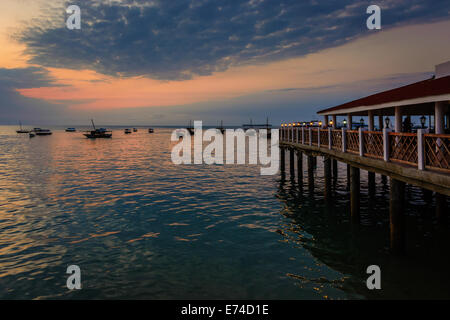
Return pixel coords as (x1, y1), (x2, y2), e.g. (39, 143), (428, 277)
(91, 119), (96, 130)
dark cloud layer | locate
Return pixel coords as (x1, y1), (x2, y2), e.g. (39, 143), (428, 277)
(18, 0), (450, 80)
(0, 67), (65, 123)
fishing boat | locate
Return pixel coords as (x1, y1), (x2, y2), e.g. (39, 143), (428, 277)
(186, 120), (195, 135)
(124, 128), (132, 134)
(148, 128), (154, 133)
(133, 128), (138, 132)
(83, 120), (112, 138)
(33, 128), (52, 136)
(65, 128), (76, 132)
(16, 121), (30, 133)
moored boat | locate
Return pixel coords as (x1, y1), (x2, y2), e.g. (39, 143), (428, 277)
(33, 128), (52, 135)
(124, 128), (132, 134)
(83, 120), (112, 138)
(133, 128), (138, 132)
(66, 128), (76, 132)
(16, 121), (30, 133)
(148, 128), (154, 133)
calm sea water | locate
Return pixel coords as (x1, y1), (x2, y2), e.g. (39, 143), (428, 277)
(0, 125), (449, 299)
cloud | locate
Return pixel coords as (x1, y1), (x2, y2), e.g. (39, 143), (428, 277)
(17, 0), (450, 80)
(0, 67), (66, 123)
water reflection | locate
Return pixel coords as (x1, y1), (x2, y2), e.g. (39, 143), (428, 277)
(277, 153), (450, 299)
(0, 125), (449, 299)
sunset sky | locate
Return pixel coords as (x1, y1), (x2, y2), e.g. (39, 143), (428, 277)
(1, 0), (449, 126)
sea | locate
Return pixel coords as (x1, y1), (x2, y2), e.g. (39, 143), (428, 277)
(0, 125), (449, 299)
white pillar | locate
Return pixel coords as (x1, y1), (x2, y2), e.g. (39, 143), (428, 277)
(342, 128), (347, 152)
(332, 115), (337, 129)
(368, 110), (374, 131)
(435, 102), (446, 134)
(347, 114), (352, 130)
(383, 128), (391, 161)
(417, 129), (425, 170)
(394, 106), (402, 132)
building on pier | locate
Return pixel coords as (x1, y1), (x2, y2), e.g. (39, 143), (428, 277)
(279, 61), (450, 254)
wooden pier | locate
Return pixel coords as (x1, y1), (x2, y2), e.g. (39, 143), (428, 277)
(279, 62), (450, 254)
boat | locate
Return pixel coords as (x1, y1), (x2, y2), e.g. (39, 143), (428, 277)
(148, 128), (154, 133)
(242, 118), (272, 138)
(124, 128), (132, 134)
(133, 128), (138, 132)
(83, 120), (112, 138)
(217, 120), (225, 134)
(16, 121), (30, 133)
(65, 128), (76, 132)
(29, 132), (35, 138)
(186, 120), (195, 135)
(33, 128), (52, 136)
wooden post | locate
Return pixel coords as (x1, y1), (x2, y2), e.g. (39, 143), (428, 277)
(308, 155), (314, 193)
(368, 171), (376, 197)
(324, 157), (332, 200)
(332, 159), (338, 179)
(290, 148), (295, 177)
(390, 178), (405, 254)
(346, 163), (350, 190)
(350, 166), (360, 223)
(368, 110), (374, 131)
(280, 147), (285, 172)
(297, 151), (303, 187)
(436, 193), (447, 224)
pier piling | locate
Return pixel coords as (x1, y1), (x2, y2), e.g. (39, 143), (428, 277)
(297, 151), (303, 187)
(350, 166), (360, 223)
(390, 178), (406, 254)
(332, 159), (338, 179)
(290, 148), (295, 177)
(280, 147), (285, 173)
(346, 164), (351, 190)
(324, 157), (332, 200)
(307, 155), (315, 193)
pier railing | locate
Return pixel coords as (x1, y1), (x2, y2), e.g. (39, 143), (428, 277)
(280, 127), (450, 173)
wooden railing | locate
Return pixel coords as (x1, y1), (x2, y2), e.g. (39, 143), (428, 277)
(331, 130), (342, 150)
(279, 127), (450, 173)
(389, 132), (418, 166)
(424, 134), (450, 172)
(319, 129), (329, 147)
(363, 131), (383, 159)
(346, 130), (359, 154)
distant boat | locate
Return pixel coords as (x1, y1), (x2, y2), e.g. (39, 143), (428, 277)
(29, 132), (35, 138)
(186, 120), (195, 135)
(242, 118), (272, 138)
(33, 128), (52, 136)
(148, 128), (154, 133)
(133, 128), (138, 132)
(217, 120), (225, 134)
(83, 119), (112, 138)
(65, 128), (76, 132)
(124, 128), (132, 134)
(16, 121), (30, 133)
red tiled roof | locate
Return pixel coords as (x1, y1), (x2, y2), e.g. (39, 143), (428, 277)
(317, 75), (450, 114)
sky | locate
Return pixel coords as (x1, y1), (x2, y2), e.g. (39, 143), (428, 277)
(0, 0), (449, 126)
